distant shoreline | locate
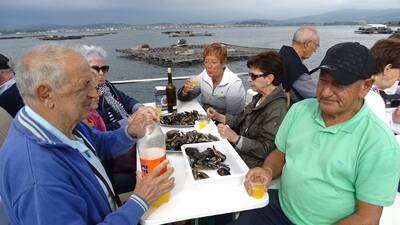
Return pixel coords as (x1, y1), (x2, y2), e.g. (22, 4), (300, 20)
(0, 22), (380, 36)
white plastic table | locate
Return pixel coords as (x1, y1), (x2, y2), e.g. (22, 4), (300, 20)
(139, 100), (269, 225)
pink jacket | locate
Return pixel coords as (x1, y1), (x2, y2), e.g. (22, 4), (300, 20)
(85, 109), (107, 131)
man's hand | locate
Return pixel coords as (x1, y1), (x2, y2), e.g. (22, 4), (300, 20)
(133, 160), (175, 205)
(217, 124), (239, 143)
(182, 79), (193, 96)
(127, 106), (158, 138)
(243, 167), (273, 196)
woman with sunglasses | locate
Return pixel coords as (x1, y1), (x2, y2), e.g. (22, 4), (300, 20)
(207, 51), (287, 168)
(78, 45), (143, 194)
(78, 45), (143, 131)
(177, 43), (246, 115)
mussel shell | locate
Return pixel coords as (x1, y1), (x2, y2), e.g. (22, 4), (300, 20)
(217, 167), (231, 176)
(196, 171), (209, 180)
(185, 147), (200, 157)
(212, 146), (226, 161)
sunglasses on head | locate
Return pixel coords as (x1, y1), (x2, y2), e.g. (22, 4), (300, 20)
(248, 72), (271, 81)
(91, 65), (109, 73)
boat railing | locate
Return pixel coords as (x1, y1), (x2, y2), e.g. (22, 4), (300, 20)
(110, 72), (248, 85)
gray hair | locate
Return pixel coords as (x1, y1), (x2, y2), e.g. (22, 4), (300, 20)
(292, 26), (319, 43)
(77, 45), (107, 62)
(16, 45), (74, 104)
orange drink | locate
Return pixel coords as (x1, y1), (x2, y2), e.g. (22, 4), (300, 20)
(156, 106), (163, 116)
(250, 176), (267, 199)
(198, 120), (208, 129)
(191, 79), (200, 87)
(190, 76), (201, 94)
(139, 146), (170, 208)
(251, 184), (266, 199)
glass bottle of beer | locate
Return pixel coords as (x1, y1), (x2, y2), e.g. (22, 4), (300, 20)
(166, 67), (177, 113)
(137, 121), (170, 207)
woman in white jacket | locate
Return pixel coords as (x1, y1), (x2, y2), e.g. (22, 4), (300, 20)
(178, 43), (246, 115)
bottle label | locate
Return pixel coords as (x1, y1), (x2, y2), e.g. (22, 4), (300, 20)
(140, 147), (167, 176)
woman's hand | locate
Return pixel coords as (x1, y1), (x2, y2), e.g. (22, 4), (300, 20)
(182, 79), (193, 96)
(207, 107), (226, 123)
(217, 124), (239, 143)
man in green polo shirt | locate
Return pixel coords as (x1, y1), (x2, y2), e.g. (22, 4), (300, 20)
(231, 42), (400, 225)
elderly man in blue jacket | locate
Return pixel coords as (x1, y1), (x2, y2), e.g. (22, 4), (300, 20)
(0, 44), (175, 225)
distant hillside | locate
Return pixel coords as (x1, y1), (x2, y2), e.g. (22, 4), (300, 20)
(281, 9), (400, 25)
(3, 9), (400, 35)
(234, 19), (278, 25)
(234, 9), (400, 26)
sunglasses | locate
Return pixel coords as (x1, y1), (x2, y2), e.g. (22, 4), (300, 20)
(91, 65), (109, 73)
(248, 72), (271, 81)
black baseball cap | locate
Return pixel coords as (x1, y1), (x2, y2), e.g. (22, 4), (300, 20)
(311, 42), (376, 85)
(0, 53), (11, 70)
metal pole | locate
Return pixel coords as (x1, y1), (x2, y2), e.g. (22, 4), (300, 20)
(110, 72), (248, 85)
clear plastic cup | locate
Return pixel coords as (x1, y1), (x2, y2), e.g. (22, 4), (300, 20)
(190, 76), (201, 94)
(250, 176), (268, 199)
(195, 115), (209, 130)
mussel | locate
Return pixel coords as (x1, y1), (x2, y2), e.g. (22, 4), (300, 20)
(192, 169), (209, 180)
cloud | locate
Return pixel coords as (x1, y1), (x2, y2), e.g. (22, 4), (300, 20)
(2, 0), (400, 25)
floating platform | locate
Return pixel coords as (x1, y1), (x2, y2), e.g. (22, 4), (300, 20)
(38, 35), (84, 40)
(162, 30), (214, 37)
(116, 41), (277, 67)
(0, 36), (25, 40)
(355, 24), (394, 34)
(37, 32), (117, 41)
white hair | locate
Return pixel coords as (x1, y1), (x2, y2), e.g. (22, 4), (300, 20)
(292, 26), (320, 43)
(16, 45), (75, 104)
(77, 45), (107, 62)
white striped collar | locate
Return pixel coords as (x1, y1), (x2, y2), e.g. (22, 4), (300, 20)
(17, 106), (74, 145)
(17, 107), (55, 144)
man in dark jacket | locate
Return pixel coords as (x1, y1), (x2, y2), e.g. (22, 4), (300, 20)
(0, 53), (24, 117)
(279, 26), (320, 103)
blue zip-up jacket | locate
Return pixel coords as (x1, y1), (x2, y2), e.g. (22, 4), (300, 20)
(0, 108), (148, 225)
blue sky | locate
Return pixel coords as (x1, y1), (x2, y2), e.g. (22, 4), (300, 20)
(1, 0), (400, 27)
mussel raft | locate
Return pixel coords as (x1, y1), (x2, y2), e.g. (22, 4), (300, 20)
(116, 42), (277, 67)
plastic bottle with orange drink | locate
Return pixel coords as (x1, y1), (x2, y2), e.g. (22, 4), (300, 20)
(137, 121), (170, 207)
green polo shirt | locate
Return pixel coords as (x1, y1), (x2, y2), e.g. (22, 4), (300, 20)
(275, 99), (400, 225)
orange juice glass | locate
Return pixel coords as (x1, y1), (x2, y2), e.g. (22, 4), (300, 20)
(250, 176), (267, 199)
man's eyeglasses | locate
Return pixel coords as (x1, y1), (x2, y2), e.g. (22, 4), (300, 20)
(311, 40), (320, 49)
(248, 72), (271, 81)
(91, 65), (110, 73)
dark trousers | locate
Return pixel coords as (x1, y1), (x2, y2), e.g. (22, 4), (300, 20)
(227, 189), (293, 225)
